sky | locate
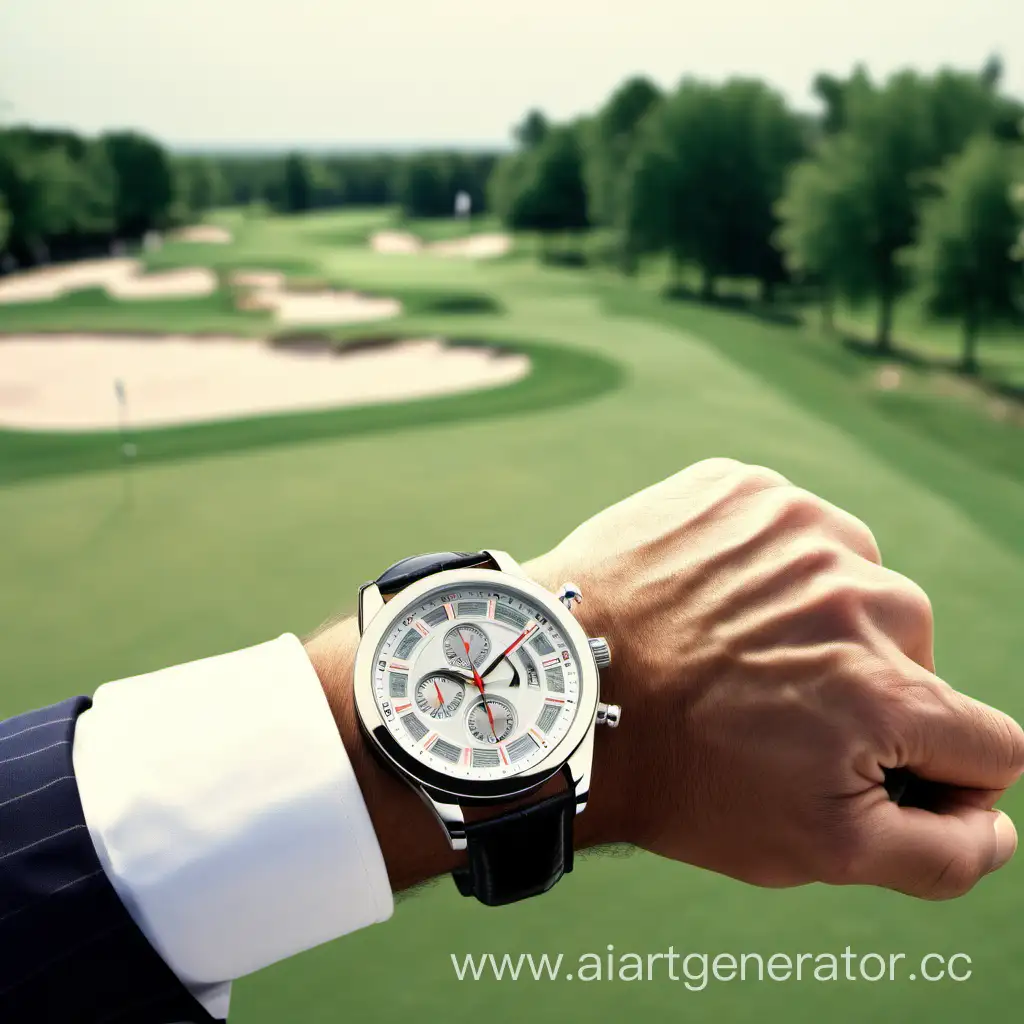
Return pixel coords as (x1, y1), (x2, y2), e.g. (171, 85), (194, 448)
(2, 0), (1023, 150)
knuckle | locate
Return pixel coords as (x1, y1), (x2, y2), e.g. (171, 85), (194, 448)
(737, 463), (792, 493)
(817, 577), (867, 626)
(783, 493), (884, 567)
(774, 487), (827, 528)
(888, 572), (934, 626)
(787, 538), (847, 579)
(686, 457), (745, 480)
(846, 517), (883, 565)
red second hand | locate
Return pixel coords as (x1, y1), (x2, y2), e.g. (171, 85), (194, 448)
(461, 631), (498, 740)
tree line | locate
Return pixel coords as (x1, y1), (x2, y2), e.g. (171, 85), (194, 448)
(0, 133), (499, 267)
(206, 150), (497, 218)
(3, 59), (1021, 372)
(490, 59), (1024, 372)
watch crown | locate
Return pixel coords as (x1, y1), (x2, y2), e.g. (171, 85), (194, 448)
(588, 636), (611, 669)
(596, 702), (621, 728)
(557, 582), (583, 612)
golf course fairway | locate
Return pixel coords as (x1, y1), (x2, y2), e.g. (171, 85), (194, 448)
(0, 207), (1021, 1024)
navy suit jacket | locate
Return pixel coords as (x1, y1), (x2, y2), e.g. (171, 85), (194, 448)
(0, 697), (220, 1023)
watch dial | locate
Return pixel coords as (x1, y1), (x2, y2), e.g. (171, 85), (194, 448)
(371, 583), (583, 780)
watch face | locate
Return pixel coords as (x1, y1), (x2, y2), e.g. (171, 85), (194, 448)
(367, 581), (585, 783)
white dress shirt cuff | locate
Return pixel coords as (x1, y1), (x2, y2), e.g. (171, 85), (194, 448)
(72, 634), (394, 1020)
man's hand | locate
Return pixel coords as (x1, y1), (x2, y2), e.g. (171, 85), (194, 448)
(526, 458), (1024, 900)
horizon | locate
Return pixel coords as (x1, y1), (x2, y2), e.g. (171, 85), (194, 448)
(2, 0), (1022, 149)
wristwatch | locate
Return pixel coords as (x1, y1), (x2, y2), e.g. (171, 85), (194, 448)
(352, 550), (621, 906)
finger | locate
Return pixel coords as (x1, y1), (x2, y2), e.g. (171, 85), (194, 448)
(929, 786), (1005, 812)
(848, 800), (1017, 899)
(899, 683), (1024, 791)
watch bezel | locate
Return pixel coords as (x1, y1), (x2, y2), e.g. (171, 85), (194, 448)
(353, 566), (600, 802)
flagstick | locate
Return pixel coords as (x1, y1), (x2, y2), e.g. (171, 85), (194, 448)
(115, 378), (136, 507)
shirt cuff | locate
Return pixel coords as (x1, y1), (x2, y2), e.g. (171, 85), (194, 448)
(71, 634), (394, 1018)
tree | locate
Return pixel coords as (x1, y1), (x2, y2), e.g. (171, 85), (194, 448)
(585, 76), (662, 230)
(394, 153), (447, 218)
(981, 53), (1004, 91)
(0, 191), (9, 252)
(174, 157), (225, 217)
(775, 133), (876, 330)
(620, 138), (676, 261)
(623, 78), (804, 298)
(812, 72), (851, 135)
(488, 150), (530, 225)
(716, 79), (808, 299)
(282, 152), (313, 213)
(0, 128), (118, 261)
(778, 65), (1023, 350)
(102, 131), (174, 237)
(0, 137), (74, 261)
(909, 136), (1023, 373)
(513, 109), (550, 150)
(503, 125), (589, 243)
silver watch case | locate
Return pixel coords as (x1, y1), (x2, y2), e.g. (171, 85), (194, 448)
(353, 550), (600, 847)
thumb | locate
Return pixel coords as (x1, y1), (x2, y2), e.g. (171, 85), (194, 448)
(846, 801), (1017, 900)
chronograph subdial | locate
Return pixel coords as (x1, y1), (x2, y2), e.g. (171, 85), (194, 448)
(414, 673), (467, 719)
(443, 623), (491, 670)
(466, 694), (517, 744)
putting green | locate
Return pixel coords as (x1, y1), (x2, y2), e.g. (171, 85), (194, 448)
(0, 208), (1021, 1024)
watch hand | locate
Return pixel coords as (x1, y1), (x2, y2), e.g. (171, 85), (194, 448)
(480, 622), (539, 678)
(461, 630), (497, 740)
(433, 681), (445, 708)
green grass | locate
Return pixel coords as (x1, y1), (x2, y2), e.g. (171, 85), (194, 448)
(403, 214), (503, 241)
(0, 286), (271, 334)
(1, 208), (1022, 1024)
(600, 284), (1024, 555)
(833, 297), (1024, 391)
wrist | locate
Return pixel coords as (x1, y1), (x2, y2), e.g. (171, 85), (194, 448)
(305, 550), (641, 893)
(305, 618), (463, 892)
(524, 554), (641, 849)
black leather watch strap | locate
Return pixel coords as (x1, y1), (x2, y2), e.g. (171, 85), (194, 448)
(369, 550), (576, 906)
(452, 790), (576, 906)
(374, 551), (497, 599)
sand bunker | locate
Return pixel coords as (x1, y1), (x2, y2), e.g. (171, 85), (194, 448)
(0, 334), (529, 431)
(430, 234), (512, 259)
(0, 258), (217, 304)
(230, 270), (402, 326)
(170, 225), (233, 244)
(371, 231), (425, 255)
(107, 267), (217, 300)
(370, 231), (511, 259)
(255, 290), (401, 326)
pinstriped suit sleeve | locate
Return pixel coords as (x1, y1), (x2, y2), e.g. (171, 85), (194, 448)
(0, 697), (218, 1024)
